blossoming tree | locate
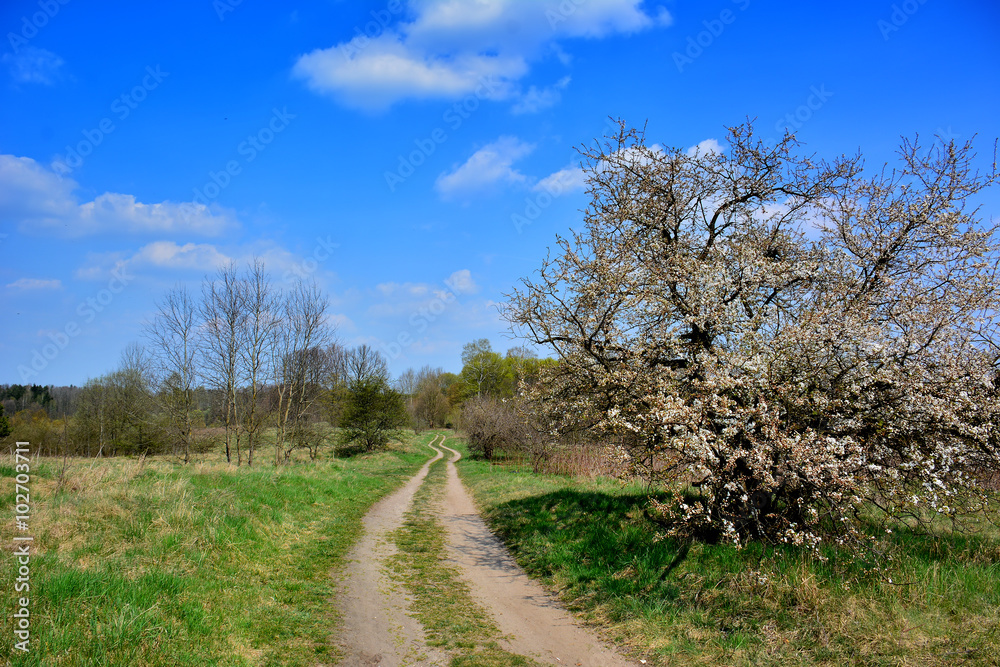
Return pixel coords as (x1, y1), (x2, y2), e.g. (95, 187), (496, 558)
(506, 121), (999, 548)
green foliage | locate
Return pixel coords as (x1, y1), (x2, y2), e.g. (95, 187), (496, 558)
(0, 404), (11, 439)
(452, 340), (557, 405)
(73, 366), (164, 456)
(1, 383), (53, 413)
(339, 377), (408, 451)
(7, 409), (63, 453)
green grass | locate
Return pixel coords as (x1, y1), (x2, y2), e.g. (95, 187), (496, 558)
(455, 439), (1000, 666)
(0, 433), (437, 666)
(390, 435), (545, 667)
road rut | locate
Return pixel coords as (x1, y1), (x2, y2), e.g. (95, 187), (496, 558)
(333, 434), (634, 666)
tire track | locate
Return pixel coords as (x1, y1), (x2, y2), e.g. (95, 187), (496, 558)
(436, 441), (634, 667)
(332, 435), (447, 667)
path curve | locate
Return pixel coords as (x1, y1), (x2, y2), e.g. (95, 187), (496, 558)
(333, 435), (448, 667)
(437, 441), (635, 667)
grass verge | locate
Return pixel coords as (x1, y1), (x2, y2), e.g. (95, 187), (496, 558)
(390, 436), (544, 667)
(455, 439), (1000, 666)
(0, 434), (435, 666)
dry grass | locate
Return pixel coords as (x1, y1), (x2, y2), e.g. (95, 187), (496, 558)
(0, 439), (433, 666)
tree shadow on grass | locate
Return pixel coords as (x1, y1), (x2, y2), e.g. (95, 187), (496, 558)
(333, 442), (374, 458)
(487, 487), (1000, 596)
(484, 488), (688, 594)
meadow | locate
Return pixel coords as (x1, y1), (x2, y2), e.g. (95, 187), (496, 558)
(3, 432), (998, 666)
(456, 441), (1000, 666)
(0, 435), (433, 666)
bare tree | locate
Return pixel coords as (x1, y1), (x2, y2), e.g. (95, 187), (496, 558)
(461, 395), (542, 464)
(395, 368), (417, 397)
(272, 279), (333, 463)
(346, 344), (390, 384)
(507, 120), (1000, 549)
(239, 258), (281, 467)
(201, 262), (246, 464)
(413, 367), (450, 429)
(321, 342), (351, 429)
(145, 286), (199, 464)
(395, 367), (418, 430)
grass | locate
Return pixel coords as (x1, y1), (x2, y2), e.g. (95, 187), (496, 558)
(0, 433), (436, 666)
(6, 430), (997, 666)
(455, 439), (1000, 666)
(390, 435), (545, 667)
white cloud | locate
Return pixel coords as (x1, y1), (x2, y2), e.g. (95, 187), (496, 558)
(534, 165), (588, 195)
(73, 240), (343, 291)
(0, 154), (237, 237)
(326, 312), (356, 333)
(293, 0), (670, 110)
(6, 278), (62, 290)
(366, 270), (479, 323)
(652, 6), (674, 27)
(435, 136), (534, 199)
(75, 242), (232, 280)
(511, 76), (571, 114)
(2, 47), (64, 85)
(445, 269), (478, 295)
(129, 241), (232, 270)
(406, 0), (664, 46)
(687, 138), (724, 157)
(294, 33), (522, 110)
(376, 282), (431, 297)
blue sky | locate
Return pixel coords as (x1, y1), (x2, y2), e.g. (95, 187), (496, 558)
(2, 0), (998, 386)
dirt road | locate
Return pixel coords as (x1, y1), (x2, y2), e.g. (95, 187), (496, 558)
(332, 434), (634, 666)
(332, 439), (448, 667)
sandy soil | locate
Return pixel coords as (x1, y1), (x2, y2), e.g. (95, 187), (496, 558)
(437, 441), (634, 667)
(332, 435), (635, 666)
(332, 436), (448, 667)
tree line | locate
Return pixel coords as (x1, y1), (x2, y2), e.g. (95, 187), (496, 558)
(1, 261), (551, 465)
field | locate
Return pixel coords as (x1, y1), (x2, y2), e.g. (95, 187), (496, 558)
(456, 441), (1000, 666)
(0, 435), (433, 666)
(3, 432), (999, 666)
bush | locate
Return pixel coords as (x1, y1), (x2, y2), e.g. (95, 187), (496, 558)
(339, 378), (408, 452)
(461, 396), (548, 466)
